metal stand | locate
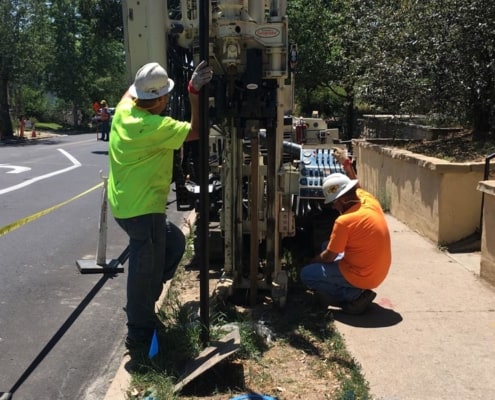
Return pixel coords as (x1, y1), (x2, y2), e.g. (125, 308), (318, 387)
(76, 173), (126, 274)
(76, 246), (128, 274)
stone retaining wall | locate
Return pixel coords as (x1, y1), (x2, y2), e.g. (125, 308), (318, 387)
(353, 140), (485, 245)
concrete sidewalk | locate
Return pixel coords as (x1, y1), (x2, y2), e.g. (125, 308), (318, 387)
(333, 215), (495, 400)
(104, 214), (495, 399)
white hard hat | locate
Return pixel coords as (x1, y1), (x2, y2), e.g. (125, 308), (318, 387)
(128, 62), (175, 99)
(322, 173), (358, 204)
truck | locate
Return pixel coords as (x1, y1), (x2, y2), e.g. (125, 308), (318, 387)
(122, 0), (348, 307)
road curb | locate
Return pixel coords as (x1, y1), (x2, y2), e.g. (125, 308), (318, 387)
(103, 210), (197, 400)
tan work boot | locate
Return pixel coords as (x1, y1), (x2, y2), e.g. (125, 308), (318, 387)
(341, 290), (376, 315)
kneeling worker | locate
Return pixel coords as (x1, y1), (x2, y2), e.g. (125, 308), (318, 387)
(300, 152), (391, 314)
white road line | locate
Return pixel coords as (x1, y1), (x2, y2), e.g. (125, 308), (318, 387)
(0, 165), (32, 174)
(0, 148), (82, 195)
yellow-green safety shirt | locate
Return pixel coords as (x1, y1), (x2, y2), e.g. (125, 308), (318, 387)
(108, 98), (190, 218)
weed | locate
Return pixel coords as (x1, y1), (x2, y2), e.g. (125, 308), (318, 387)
(126, 228), (371, 400)
(378, 190), (391, 212)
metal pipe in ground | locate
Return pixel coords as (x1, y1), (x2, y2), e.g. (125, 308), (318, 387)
(198, 0), (210, 346)
(250, 132), (260, 306)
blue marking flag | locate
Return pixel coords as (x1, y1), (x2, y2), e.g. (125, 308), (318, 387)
(148, 329), (159, 359)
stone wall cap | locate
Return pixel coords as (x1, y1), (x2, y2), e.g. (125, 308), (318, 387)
(354, 140), (485, 172)
(477, 180), (495, 196)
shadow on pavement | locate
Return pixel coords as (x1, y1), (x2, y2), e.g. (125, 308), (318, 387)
(3, 274), (116, 397)
(333, 303), (403, 328)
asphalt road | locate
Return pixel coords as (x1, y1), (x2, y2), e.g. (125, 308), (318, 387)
(0, 133), (192, 400)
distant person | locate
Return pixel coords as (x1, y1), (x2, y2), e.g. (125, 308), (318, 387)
(300, 150), (392, 314)
(92, 101), (100, 135)
(18, 115), (25, 138)
(99, 99), (111, 141)
(107, 60), (212, 358)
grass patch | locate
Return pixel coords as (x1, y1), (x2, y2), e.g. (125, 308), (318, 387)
(33, 122), (63, 131)
(378, 190), (391, 212)
(126, 230), (371, 400)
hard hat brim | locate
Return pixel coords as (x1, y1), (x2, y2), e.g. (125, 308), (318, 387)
(324, 179), (359, 204)
(128, 78), (175, 100)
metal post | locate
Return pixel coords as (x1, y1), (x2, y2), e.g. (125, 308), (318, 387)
(250, 131), (260, 306)
(76, 172), (125, 274)
(199, 0), (210, 345)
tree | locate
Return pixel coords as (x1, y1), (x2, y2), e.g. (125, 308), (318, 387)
(0, 0), (125, 137)
(0, 1), (17, 137)
(0, 0), (57, 137)
(430, 0), (495, 140)
(15, 2), (53, 121)
(354, 0), (495, 140)
(288, 0), (495, 141)
(288, 0), (339, 93)
(0, 1), (49, 137)
(76, 0), (126, 108)
(46, 0), (125, 127)
(287, 0), (366, 138)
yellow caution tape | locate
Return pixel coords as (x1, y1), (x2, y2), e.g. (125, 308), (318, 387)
(0, 182), (104, 237)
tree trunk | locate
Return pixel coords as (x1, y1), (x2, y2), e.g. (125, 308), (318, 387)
(346, 91), (355, 141)
(0, 76), (13, 139)
(472, 103), (490, 142)
(472, 75), (494, 142)
(73, 102), (79, 128)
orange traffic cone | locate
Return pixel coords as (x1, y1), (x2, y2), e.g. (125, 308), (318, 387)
(31, 126), (36, 138)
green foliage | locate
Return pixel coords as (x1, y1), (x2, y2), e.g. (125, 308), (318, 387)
(2, 0), (494, 139)
(377, 190), (391, 213)
(46, 0), (125, 126)
(20, 86), (53, 122)
(299, 86), (348, 119)
(34, 122), (63, 131)
(328, 335), (371, 400)
(350, 0), (495, 138)
(124, 229), (372, 399)
(0, 0), (126, 136)
(288, 0), (351, 117)
(288, 0), (495, 140)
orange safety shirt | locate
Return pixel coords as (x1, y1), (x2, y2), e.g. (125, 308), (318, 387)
(327, 188), (391, 289)
(100, 106), (110, 121)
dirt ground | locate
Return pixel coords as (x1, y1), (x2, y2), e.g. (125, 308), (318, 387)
(163, 130), (495, 399)
(400, 129), (495, 162)
(172, 264), (358, 400)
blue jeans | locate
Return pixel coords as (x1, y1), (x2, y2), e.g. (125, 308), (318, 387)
(100, 120), (110, 140)
(300, 245), (362, 304)
(115, 214), (185, 342)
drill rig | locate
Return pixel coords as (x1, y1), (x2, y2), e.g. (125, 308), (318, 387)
(122, 0), (347, 307)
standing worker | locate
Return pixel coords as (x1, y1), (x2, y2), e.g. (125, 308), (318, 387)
(99, 99), (111, 141)
(300, 149), (392, 314)
(92, 101), (100, 136)
(107, 60), (213, 361)
(19, 115), (25, 138)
